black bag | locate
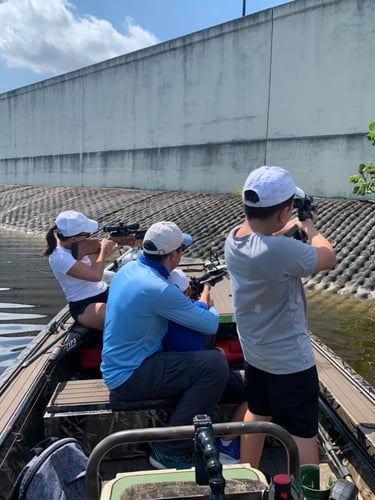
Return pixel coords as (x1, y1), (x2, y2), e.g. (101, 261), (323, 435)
(8, 437), (87, 500)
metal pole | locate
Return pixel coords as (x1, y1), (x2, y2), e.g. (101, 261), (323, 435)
(242, 0), (246, 16)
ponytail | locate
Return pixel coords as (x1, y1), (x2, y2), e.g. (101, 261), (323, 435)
(42, 225), (58, 256)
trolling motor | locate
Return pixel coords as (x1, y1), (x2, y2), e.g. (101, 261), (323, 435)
(285, 195), (317, 242)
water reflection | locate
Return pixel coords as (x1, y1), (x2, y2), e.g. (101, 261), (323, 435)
(307, 291), (375, 387)
(0, 335), (36, 370)
(0, 312), (45, 320)
(0, 324), (46, 335)
(0, 303), (35, 308)
(0, 230), (374, 388)
(0, 231), (66, 376)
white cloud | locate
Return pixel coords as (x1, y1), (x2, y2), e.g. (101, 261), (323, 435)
(0, 0), (159, 76)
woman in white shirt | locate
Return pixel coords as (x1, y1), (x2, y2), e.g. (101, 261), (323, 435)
(43, 210), (117, 330)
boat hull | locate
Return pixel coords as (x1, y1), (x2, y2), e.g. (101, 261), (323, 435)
(1, 260), (374, 498)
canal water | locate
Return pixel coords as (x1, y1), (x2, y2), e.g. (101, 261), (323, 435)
(0, 231), (374, 387)
(0, 231), (65, 372)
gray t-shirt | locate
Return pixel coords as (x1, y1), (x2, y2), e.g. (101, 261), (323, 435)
(225, 227), (318, 374)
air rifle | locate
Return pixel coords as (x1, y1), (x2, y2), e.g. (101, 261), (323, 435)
(190, 268), (226, 301)
(71, 222), (147, 260)
(285, 195), (317, 242)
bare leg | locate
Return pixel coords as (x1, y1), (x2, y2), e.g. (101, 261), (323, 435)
(221, 401), (248, 441)
(77, 302), (106, 330)
(292, 434), (319, 465)
(240, 409), (271, 467)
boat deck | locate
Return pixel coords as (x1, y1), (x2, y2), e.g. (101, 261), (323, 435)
(43, 277), (374, 464)
(0, 307), (72, 445)
(1, 274), (374, 497)
(2, 277), (374, 453)
(314, 341), (375, 458)
(42, 340), (375, 467)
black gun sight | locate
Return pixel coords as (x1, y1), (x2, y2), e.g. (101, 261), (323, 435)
(293, 195), (317, 221)
(285, 195), (317, 241)
(102, 222), (147, 240)
(103, 222), (139, 233)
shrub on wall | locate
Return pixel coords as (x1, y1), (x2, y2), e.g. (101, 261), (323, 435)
(349, 122), (375, 196)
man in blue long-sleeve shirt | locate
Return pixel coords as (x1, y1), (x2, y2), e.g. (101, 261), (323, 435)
(101, 221), (229, 469)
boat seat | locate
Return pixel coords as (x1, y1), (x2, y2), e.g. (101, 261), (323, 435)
(43, 379), (237, 456)
(109, 392), (177, 412)
(44, 379), (176, 413)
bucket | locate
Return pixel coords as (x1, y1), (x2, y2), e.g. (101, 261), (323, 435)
(300, 464), (336, 500)
(99, 464), (269, 500)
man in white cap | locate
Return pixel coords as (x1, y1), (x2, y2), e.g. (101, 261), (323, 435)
(101, 221), (229, 470)
(225, 166), (336, 468)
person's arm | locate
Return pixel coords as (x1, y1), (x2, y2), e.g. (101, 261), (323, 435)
(273, 217), (301, 236)
(67, 238), (118, 282)
(296, 218), (336, 272)
(197, 283), (214, 308)
(158, 285), (219, 335)
(274, 212), (336, 274)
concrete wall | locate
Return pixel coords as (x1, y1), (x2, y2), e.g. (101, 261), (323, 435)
(0, 0), (374, 197)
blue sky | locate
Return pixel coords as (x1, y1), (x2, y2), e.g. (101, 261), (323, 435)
(0, 0), (294, 94)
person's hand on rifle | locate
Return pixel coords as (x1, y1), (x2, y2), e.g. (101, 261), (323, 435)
(291, 211), (318, 239)
(273, 210), (318, 238)
(134, 237), (144, 249)
(86, 237), (118, 265)
(101, 237), (119, 257)
(273, 217), (301, 236)
(199, 283), (214, 309)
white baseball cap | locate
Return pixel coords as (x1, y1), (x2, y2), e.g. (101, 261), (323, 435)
(142, 221), (192, 255)
(55, 210), (98, 237)
(242, 166), (305, 208)
(169, 269), (190, 292)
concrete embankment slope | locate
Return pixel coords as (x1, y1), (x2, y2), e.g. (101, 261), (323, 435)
(0, 184), (374, 301)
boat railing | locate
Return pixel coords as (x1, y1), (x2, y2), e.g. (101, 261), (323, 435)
(85, 420), (300, 500)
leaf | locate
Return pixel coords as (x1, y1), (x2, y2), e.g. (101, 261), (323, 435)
(358, 163), (367, 174)
(349, 122), (375, 197)
(349, 174), (362, 183)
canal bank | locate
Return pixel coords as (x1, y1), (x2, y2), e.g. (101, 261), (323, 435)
(0, 184), (374, 301)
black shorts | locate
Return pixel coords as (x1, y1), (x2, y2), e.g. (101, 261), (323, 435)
(244, 363), (319, 438)
(69, 289), (109, 320)
(220, 370), (247, 404)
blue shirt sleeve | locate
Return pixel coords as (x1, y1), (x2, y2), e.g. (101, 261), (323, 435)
(155, 284), (219, 335)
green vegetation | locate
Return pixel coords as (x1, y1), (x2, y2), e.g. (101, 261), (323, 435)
(349, 122), (375, 196)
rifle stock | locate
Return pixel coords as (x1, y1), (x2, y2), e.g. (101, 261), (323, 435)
(71, 235), (136, 260)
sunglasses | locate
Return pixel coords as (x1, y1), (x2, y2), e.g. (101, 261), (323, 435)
(72, 232), (90, 238)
